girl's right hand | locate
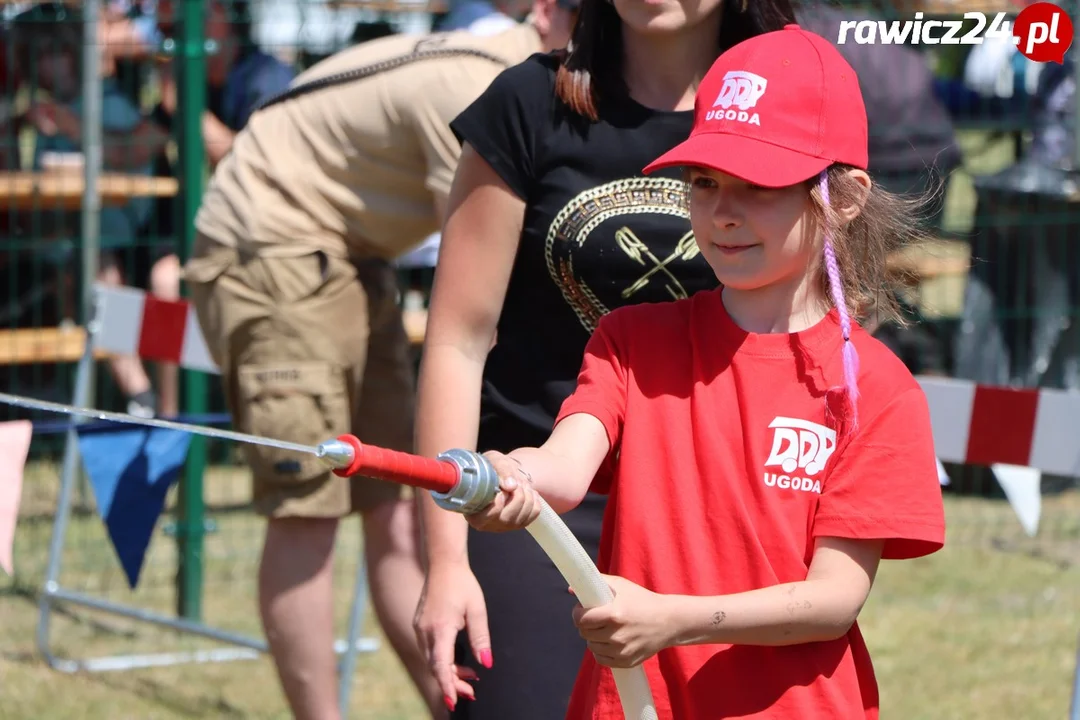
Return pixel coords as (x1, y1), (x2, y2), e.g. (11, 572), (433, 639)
(413, 563), (490, 708)
(466, 451), (542, 532)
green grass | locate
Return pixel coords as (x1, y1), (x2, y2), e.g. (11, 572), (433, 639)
(2, 460), (1079, 719)
(1, 460), (428, 720)
(864, 492), (1080, 719)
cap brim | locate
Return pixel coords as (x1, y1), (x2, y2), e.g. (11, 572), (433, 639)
(643, 132), (832, 188)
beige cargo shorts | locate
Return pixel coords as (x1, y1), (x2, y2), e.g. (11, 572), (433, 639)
(184, 233), (413, 518)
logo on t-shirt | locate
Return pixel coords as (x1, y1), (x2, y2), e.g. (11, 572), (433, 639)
(706, 70), (766, 126)
(762, 416), (837, 494)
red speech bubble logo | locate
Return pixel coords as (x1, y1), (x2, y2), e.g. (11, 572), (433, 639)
(1014, 2), (1073, 64)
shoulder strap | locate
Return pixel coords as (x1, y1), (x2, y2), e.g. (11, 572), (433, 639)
(253, 35), (513, 113)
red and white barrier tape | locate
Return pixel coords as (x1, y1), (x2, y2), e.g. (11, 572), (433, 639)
(93, 285), (219, 374)
(918, 376), (1080, 477)
(89, 285), (1079, 480)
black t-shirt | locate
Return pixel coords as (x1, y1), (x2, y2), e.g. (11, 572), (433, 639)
(451, 52), (720, 451)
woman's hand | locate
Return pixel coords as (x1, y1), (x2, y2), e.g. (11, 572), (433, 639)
(413, 562), (491, 710)
(464, 450), (543, 532)
(572, 575), (676, 669)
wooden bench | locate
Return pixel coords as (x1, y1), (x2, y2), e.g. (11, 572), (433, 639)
(0, 309), (428, 368)
(0, 326), (106, 366)
(0, 172), (179, 211)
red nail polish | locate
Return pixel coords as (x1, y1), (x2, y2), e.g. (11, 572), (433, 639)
(480, 649), (493, 668)
(444, 696), (455, 711)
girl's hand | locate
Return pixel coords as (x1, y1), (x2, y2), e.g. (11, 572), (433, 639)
(464, 450), (542, 532)
(572, 575), (676, 669)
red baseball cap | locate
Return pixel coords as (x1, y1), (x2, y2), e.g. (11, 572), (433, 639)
(643, 24), (868, 188)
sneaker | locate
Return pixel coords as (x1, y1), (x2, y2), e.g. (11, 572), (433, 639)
(127, 390), (157, 419)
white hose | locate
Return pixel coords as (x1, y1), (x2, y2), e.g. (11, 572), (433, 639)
(525, 499), (658, 720)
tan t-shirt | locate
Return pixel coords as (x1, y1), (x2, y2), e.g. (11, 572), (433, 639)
(194, 23), (542, 260)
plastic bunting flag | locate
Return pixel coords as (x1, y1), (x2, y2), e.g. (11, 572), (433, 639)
(76, 423), (192, 588)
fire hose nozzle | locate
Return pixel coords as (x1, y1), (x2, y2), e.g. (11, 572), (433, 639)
(315, 438), (357, 471)
(430, 448), (501, 515)
(315, 435), (497, 514)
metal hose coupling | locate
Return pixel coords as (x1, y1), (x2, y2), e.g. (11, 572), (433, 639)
(430, 448), (500, 515)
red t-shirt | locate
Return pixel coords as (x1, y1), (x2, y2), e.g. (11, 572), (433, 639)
(555, 288), (945, 720)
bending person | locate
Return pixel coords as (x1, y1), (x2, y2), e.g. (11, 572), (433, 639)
(412, 0), (796, 717)
(182, 7), (577, 719)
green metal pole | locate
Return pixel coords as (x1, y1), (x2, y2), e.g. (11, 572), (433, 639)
(176, 0), (207, 621)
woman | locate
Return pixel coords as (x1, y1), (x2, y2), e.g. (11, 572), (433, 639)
(413, 0), (797, 717)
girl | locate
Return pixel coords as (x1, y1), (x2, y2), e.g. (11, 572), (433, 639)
(412, 0), (796, 715)
(465, 25), (947, 719)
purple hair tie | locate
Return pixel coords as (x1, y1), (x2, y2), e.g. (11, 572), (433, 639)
(818, 170), (860, 426)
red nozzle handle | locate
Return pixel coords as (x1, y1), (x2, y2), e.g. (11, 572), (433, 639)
(332, 434), (459, 494)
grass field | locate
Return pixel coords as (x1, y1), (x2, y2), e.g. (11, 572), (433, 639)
(2, 460), (1079, 720)
(2, 461), (429, 720)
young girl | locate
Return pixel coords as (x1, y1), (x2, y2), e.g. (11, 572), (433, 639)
(466, 25), (947, 719)
(414, 0), (796, 716)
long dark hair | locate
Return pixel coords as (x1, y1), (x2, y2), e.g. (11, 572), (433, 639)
(554, 0), (797, 120)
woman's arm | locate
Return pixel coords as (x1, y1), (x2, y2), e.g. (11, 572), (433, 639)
(412, 143), (528, 704)
(666, 537), (885, 647)
(414, 142), (525, 562)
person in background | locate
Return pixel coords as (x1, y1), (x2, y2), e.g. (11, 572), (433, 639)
(411, 0), (796, 718)
(14, 2), (169, 417)
(180, 5), (578, 718)
(144, 0), (294, 418)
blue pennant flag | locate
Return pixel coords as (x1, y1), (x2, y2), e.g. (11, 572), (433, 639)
(76, 423), (192, 589)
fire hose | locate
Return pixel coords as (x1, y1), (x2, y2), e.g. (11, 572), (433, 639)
(0, 392), (658, 720)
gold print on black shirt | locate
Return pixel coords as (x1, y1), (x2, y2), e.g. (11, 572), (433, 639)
(545, 177), (699, 333)
(614, 227), (699, 300)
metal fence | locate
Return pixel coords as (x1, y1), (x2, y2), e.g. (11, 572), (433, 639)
(0, 0), (1078, 718)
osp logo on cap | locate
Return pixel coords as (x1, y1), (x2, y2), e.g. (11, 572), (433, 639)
(706, 70), (767, 126)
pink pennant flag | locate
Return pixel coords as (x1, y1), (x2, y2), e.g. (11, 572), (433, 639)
(0, 420), (32, 576)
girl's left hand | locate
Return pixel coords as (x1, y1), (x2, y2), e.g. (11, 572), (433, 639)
(571, 575), (675, 668)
